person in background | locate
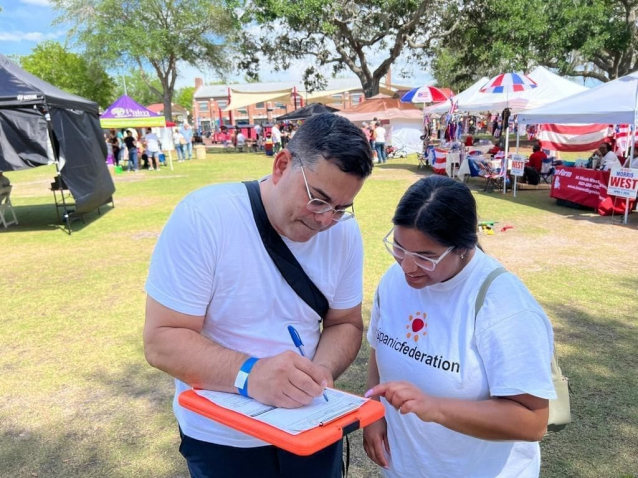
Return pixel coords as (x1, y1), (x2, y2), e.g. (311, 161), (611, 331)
(173, 128), (186, 162)
(108, 129), (120, 166)
(367, 122), (377, 161)
(123, 130), (138, 172)
(144, 128), (162, 170)
(271, 122), (282, 154)
(105, 133), (114, 164)
(597, 142), (621, 171)
(522, 143), (546, 185)
(281, 123), (291, 149)
(236, 127), (246, 151)
(180, 123), (194, 160)
(363, 176), (555, 478)
(375, 122), (388, 164)
(487, 139), (502, 156)
(143, 114), (374, 478)
(464, 134), (474, 148)
(116, 129), (125, 164)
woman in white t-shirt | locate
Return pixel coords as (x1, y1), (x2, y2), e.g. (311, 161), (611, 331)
(363, 176), (556, 478)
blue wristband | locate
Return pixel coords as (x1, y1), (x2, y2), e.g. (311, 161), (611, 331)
(234, 357), (259, 398)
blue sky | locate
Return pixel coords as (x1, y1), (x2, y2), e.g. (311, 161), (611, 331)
(0, 0), (433, 90)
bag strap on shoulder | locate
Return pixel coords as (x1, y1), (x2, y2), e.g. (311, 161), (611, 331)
(474, 267), (507, 320)
(243, 180), (329, 321)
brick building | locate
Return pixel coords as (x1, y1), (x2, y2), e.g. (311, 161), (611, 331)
(192, 74), (399, 132)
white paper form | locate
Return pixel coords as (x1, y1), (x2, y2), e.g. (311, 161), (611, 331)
(194, 388), (368, 435)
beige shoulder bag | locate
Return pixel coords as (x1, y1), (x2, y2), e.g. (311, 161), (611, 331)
(475, 267), (571, 433)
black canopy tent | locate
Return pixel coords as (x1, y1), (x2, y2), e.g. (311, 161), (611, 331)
(0, 54), (115, 230)
(275, 103), (340, 121)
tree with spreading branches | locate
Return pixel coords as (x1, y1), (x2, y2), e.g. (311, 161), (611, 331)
(52, 0), (238, 119)
(238, 0), (463, 97)
(431, 0), (638, 88)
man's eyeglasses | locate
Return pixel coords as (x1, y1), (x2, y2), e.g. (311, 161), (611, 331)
(292, 152), (355, 222)
(383, 228), (453, 271)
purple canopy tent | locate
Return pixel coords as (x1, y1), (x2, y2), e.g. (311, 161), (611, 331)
(100, 95), (166, 128)
(101, 95), (175, 170)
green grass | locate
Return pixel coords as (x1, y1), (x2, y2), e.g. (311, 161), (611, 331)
(1, 154), (637, 478)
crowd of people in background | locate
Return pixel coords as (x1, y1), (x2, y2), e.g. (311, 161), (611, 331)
(105, 123), (201, 171)
(361, 119), (388, 163)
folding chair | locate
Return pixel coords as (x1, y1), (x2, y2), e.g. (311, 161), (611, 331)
(540, 158), (555, 184)
(0, 185), (18, 228)
(477, 161), (503, 192)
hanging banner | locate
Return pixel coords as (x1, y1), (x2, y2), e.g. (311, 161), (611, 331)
(607, 168), (638, 199)
(537, 124), (609, 152)
(510, 154), (526, 177)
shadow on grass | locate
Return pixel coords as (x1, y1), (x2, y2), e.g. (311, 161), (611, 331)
(540, 288), (638, 477)
(464, 177), (638, 227)
(0, 203), (115, 235)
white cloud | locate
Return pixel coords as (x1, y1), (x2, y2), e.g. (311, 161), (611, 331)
(0, 30), (64, 42)
(19, 0), (51, 5)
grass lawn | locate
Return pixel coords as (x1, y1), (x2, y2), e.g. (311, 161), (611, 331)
(1, 152), (637, 478)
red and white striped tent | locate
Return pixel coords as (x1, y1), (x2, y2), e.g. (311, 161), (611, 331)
(536, 124), (611, 152)
(520, 71), (638, 222)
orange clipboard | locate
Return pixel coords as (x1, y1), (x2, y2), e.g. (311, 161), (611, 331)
(178, 389), (385, 456)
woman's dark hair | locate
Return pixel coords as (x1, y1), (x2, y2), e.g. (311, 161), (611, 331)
(393, 176), (478, 250)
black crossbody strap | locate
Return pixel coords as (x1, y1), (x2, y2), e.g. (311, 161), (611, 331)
(243, 180), (329, 321)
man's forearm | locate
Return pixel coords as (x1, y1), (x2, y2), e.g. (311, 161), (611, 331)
(312, 322), (363, 381)
(145, 326), (246, 392)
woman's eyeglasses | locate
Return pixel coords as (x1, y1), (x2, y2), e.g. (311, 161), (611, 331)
(383, 228), (453, 271)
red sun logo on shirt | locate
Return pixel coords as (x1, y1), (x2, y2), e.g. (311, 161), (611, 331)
(406, 311), (428, 342)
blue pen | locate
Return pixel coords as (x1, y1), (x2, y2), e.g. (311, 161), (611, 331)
(287, 325), (329, 402)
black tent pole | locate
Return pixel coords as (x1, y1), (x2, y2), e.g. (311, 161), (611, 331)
(43, 107), (72, 234)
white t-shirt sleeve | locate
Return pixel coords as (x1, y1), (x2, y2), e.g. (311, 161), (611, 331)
(145, 200), (218, 316)
(329, 221), (364, 309)
(475, 281), (556, 400)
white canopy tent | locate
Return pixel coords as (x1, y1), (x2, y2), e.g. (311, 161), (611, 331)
(387, 119), (424, 154)
(337, 96), (424, 154)
(458, 66), (588, 113)
(519, 71), (638, 224)
(423, 77), (489, 114)
(518, 71), (638, 125)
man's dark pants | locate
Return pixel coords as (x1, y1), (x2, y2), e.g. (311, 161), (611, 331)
(179, 428), (343, 478)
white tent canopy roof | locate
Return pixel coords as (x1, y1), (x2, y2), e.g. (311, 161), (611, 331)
(222, 88), (292, 111)
(458, 66), (588, 113)
(519, 71), (638, 125)
(423, 77), (489, 115)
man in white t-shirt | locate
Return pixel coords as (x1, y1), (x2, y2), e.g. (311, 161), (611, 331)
(144, 113), (374, 478)
(144, 128), (162, 170)
(271, 123), (282, 153)
(598, 143), (621, 171)
(374, 123), (387, 163)
(235, 128), (246, 151)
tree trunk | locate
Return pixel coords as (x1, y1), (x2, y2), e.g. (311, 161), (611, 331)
(163, 93), (172, 123)
(362, 79), (380, 98)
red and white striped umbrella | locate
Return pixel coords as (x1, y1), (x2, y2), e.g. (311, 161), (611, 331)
(401, 86), (452, 103)
(479, 73), (537, 94)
